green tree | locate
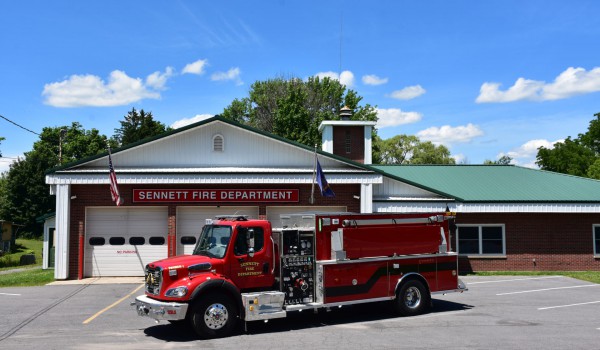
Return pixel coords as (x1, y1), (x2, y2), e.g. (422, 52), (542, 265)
(536, 137), (595, 177)
(0, 123), (109, 236)
(586, 158), (600, 180)
(222, 76), (378, 148)
(378, 134), (455, 165)
(484, 155), (513, 165)
(113, 108), (170, 146)
(0, 136), (4, 157)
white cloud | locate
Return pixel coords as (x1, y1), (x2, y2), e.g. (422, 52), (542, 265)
(376, 108), (422, 128)
(388, 85), (426, 100)
(339, 71), (355, 87)
(171, 114), (214, 129)
(314, 70), (355, 87)
(0, 155), (20, 174)
(498, 138), (563, 168)
(476, 66), (600, 103)
(42, 69), (174, 107)
(146, 67), (174, 90)
(362, 74), (388, 86)
(452, 153), (467, 164)
(211, 67), (243, 85)
(417, 123), (484, 145)
(182, 59), (208, 75)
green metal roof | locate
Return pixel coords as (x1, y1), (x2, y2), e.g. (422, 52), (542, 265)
(371, 165), (600, 202)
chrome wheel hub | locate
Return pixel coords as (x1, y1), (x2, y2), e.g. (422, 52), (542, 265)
(204, 303), (228, 330)
(404, 286), (422, 309)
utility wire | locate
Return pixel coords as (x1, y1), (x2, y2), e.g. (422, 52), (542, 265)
(0, 114), (40, 136)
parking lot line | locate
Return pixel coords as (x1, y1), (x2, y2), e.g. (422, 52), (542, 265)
(467, 276), (560, 285)
(496, 284), (600, 296)
(538, 300), (600, 310)
(83, 284), (144, 324)
(0, 292), (21, 296)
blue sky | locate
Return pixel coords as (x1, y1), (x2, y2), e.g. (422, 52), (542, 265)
(1, 0), (600, 172)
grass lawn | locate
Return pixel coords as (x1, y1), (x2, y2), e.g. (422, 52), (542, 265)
(0, 268), (55, 287)
(0, 238), (56, 287)
(0, 238), (44, 270)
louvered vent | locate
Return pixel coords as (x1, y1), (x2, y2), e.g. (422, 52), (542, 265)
(213, 135), (224, 152)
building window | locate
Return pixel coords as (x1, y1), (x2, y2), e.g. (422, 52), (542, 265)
(213, 134), (224, 152)
(594, 225), (600, 256)
(457, 224), (505, 256)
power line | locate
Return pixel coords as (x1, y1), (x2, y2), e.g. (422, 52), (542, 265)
(0, 114), (40, 136)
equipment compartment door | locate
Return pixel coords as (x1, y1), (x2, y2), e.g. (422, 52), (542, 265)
(323, 261), (388, 304)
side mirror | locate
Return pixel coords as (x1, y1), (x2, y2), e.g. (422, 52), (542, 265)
(247, 228), (255, 258)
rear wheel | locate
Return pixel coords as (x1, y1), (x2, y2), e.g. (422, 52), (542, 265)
(395, 279), (430, 316)
(190, 293), (238, 339)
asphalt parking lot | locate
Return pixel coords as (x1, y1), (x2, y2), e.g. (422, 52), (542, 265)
(0, 275), (598, 349)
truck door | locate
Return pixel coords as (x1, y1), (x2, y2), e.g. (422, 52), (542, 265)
(229, 226), (275, 290)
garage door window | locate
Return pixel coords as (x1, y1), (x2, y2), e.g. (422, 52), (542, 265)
(594, 225), (600, 256)
(109, 237), (126, 245)
(149, 237), (165, 245)
(89, 237), (105, 246)
(458, 224), (505, 256)
(181, 236), (197, 245)
(129, 237), (145, 245)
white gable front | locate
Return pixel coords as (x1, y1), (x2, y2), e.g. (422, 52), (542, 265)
(82, 120), (343, 169)
(47, 119), (382, 186)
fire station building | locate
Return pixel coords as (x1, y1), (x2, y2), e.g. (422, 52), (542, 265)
(46, 116), (600, 279)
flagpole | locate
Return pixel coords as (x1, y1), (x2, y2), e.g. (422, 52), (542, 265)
(309, 144), (317, 204)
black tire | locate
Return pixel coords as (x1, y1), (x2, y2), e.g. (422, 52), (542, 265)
(394, 279), (431, 317)
(189, 293), (238, 339)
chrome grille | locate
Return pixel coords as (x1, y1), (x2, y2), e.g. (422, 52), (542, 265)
(145, 266), (162, 296)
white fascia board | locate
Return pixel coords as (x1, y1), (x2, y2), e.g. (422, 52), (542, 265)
(318, 120), (377, 132)
(374, 201), (600, 213)
(46, 173), (383, 185)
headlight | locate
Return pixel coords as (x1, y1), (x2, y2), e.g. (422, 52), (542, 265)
(165, 286), (188, 298)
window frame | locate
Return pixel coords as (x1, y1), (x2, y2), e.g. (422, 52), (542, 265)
(593, 225), (600, 257)
(457, 224), (506, 256)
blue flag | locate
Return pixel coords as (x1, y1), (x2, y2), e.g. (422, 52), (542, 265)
(316, 159), (335, 197)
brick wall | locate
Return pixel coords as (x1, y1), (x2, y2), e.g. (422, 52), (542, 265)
(332, 126), (365, 163)
(67, 183), (361, 279)
(457, 213), (600, 272)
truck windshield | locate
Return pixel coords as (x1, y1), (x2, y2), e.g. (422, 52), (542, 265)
(192, 225), (232, 259)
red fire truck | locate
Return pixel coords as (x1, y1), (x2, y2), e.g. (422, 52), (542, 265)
(133, 212), (467, 338)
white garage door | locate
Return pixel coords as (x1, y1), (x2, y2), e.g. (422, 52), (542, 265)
(266, 206), (347, 229)
(176, 206), (259, 255)
(85, 207), (168, 277)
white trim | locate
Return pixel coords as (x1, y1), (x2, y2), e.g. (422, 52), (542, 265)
(374, 201), (600, 214)
(593, 225), (600, 257)
(42, 216), (55, 270)
(46, 173), (383, 185)
(318, 120), (377, 132)
(363, 125), (373, 165)
(54, 184), (70, 280)
(457, 224), (506, 256)
(360, 183), (373, 213)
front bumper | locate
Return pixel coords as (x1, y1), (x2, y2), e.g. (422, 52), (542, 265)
(133, 295), (189, 322)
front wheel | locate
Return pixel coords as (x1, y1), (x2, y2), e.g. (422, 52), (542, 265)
(190, 293), (238, 339)
(394, 279), (431, 316)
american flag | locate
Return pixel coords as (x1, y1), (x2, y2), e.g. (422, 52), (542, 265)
(108, 149), (122, 206)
